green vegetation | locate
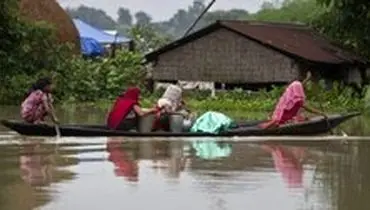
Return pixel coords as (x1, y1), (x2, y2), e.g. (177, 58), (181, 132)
(70, 82), (363, 120)
(0, 0), (369, 116)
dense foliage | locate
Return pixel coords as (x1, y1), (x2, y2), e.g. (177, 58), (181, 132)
(53, 51), (145, 102)
(0, 0), (73, 103)
(313, 0), (370, 57)
(0, 0), (146, 104)
(1, 0), (369, 115)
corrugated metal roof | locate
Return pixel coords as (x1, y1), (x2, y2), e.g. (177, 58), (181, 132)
(145, 20), (367, 65)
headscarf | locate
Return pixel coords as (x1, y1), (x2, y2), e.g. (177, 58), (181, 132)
(24, 77), (52, 99)
(107, 87), (141, 129)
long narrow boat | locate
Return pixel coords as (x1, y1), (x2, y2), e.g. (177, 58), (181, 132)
(0, 112), (360, 137)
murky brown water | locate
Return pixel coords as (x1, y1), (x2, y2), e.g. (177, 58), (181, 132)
(1, 105), (370, 210)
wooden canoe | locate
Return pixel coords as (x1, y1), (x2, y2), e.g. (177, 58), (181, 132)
(0, 112), (360, 137)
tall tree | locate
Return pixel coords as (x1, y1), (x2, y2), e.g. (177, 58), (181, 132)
(149, 0), (250, 38)
(67, 6), (116, 30)
(252, 0), (320, 24)
(134, 11), (152, 26)
(314, 0), (370, 56)
(204, 9), (249, 22)
(117, 7), (133, 26)
(260, 1), (276, 10)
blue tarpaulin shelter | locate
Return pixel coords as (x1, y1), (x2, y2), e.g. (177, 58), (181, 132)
(72, 18), (131, 56)
(80, 37), (105, 57)
(72, 18), (131, 44)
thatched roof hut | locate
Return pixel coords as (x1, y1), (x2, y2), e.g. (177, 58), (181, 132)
(145, 20), (369, 88)
(19, 0), (80, 52)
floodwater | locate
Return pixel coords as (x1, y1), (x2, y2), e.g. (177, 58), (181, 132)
(1, 105), (370, 210)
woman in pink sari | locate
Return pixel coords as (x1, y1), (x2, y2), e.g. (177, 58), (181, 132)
(260, 72), (327, 129)
(21, 77), (59, 124)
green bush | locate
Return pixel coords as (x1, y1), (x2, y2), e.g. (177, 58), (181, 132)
(88, 80), (363, 119)
(53, 50), (145, 102)
(0, 0), (146, 104)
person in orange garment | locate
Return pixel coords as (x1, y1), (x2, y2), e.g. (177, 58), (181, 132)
(259, 71), (327, 129)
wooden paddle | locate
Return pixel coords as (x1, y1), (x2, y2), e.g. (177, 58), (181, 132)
(48, 99), (60, 138)
(55, 123), (61, 138)
(318, 101), (334, 135)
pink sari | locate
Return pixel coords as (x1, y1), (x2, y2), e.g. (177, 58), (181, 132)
(272, 81), (306, 125)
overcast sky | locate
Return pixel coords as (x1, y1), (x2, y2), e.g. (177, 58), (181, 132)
(57, 0), (271, 21)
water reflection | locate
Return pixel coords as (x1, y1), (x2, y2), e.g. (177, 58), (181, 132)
(19, 142), (54, 186)
(2, 136), (370, 210)
(191, 139), (232, 160)
(107, 138), (139, 182)
(261, 144), (305, 188)
(0, 139), (78, 210)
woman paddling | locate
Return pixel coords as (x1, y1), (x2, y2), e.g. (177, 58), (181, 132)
(259, 71), (327, 129)
(106, 87), (159, 130)
(21, 77), (59, 124)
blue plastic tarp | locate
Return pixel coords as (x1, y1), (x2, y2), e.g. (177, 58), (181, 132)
(80, 37), (105, 57)
(73, 18), (131, 44)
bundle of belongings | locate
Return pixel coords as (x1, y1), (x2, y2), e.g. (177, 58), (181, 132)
(190, 111), (235, 134)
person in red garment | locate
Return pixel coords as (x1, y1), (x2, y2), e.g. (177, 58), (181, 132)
(106, 87), (159, 130)
(259, 71), (327, 129)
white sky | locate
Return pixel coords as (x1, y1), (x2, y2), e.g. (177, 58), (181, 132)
(57, 0), (272, 21)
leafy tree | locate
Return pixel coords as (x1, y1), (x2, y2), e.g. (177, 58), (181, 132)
(260, 1), (276, 10)
(314, 0), (370, 57)
(134, 11), (152, 26)
(66, 5), (116, 30)
(129, 25), (172, 54)
(204, 9), (249, 22)
(0, 0), (76, 103)
(252, 0), (321, 24)
(151, 0), (247, 38)
(117, 7), (133, 26)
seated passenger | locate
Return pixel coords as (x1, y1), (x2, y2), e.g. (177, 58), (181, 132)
(154, 85), (193, 131)
(21, 77), (58, 124)
(259, 72), (327, 129)
(157, 84), (183, 112)
(107, 87), (159, 130)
